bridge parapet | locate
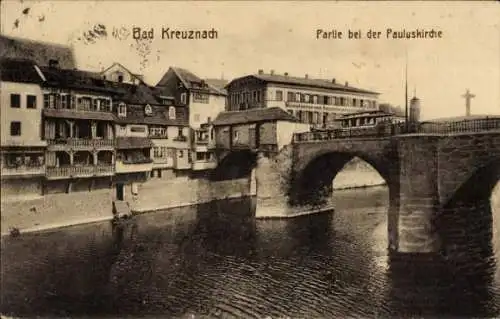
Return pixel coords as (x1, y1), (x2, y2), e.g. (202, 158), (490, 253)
(293, 117), (500, 143)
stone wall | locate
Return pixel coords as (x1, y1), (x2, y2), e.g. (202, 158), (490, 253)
(396, 135), (441, 253)
(437, 132), (500, 206)
(128, 176), (254, 214)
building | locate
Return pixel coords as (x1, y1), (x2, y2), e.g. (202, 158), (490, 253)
(0, 58), (47, 199)
(212, 107), (310, 154)
(225, 70), (380, 129)
(335, 110), (406, 129)
(101, 62), (145, 85)
(112, 83), (191, 182)
(0, 35), (76, 69)
(39, 61), (120, 194)
(155, 67), (227, 171)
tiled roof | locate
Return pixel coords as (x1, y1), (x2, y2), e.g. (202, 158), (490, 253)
(204, 78), (228, 94)
(228, 73), (379, 95)
(212, 107), (298, 126)
(115, 104), (188, 126)
(0, 58), (44, 83)
(0, 35), (76, 69)
(39, 66), (125, 94)
(166, 67), (227, 96)
(113, 82), (158, 105)
(43, 109), (116, 121)
(338, 110), (396, 119)
(116, 137), (153, 149)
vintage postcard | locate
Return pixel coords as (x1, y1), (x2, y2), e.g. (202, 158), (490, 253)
(1, 1), (499, 318)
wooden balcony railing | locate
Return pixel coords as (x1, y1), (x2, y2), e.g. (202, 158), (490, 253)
(1, 165), (45, 177)
(45, 165), (114, 179)
(47, 138), (115, 149)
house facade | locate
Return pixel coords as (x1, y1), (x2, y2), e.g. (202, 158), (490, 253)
(226, 70), (380, 129)
(155, 67), (226, 171)
(0, 58), (47, 199)
(212, 107), (310, 154)
(40, 63), (118, 193)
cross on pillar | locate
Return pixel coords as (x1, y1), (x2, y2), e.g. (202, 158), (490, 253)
(462, 89), (475, 117)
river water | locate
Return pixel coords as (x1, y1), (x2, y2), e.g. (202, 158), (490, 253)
(1, 185), (500, 318)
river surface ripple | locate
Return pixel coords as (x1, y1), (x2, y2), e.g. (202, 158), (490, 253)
(1, 186), (500, 318)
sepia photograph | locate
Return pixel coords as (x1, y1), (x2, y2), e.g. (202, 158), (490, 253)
(1, 1), (499, 318)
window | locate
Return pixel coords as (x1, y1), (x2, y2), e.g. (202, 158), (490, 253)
(92, 98), (98, 111)
(193, 93), (209, 103)
(233, 130), (239, 141)
(10, 122), (21, 136)
(180, 93), (187, 104)
(276, 90), (283, 101)
(144, 104), (153, 115)
(295, 93), (301, 102)
(25, 95), (37, 109)
(313, 95), (318, 104)
(287, 92), (295, 102)
(169, 106), (176, 119)
(178, 127), (183, 137)
(10, 94), (21, 108)
(179, 150), (184, 158)
(60, 95), (68, 109)
(118, 75), (124, 83)
(118, 102), (127, 117)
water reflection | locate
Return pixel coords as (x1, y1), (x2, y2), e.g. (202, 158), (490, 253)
(1, 186), (499, 318)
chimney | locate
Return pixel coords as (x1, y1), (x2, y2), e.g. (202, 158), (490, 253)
(258, 69), (264, 75)
(331, 78), (336, 84)
(49, 59), (59, 68)
(305, 74), (309, 79)
(284, 72), (289, 77)
(345, 81), (349, 87)
(270, 70), (275, 75)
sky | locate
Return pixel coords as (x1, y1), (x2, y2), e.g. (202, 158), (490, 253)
(1, 1), (499, 120)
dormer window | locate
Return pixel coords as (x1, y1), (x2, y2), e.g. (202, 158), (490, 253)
(180, 93), (187, 104)
(144, 104), (153, 115)
(118, 102), (127, 117)
(168, 106), (176, 120)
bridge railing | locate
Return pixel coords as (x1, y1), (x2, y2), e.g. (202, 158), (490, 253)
(293, 118), (500, 142)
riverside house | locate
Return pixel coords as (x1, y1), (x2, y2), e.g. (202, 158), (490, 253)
(112, 82), (191, 183)
(40, 60), (119, 194)
(155, 67), (227, 171)
(0, 58), (47, 200)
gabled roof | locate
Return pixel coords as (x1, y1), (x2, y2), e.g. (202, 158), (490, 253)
(0, 35), (76, 69)
(0, 58), (45, 83)
(115, 104), (188, 126)
(212, 107), (298, 126)
(101, 62), (147, 85)
(227, 73), (379, 95)
(158, 67), (227, 96)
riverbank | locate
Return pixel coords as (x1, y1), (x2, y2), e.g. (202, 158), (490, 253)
(1, 164), (386, 236)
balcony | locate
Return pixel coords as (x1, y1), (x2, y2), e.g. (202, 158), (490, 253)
(115, 159), (153, 174)
(173, 135), (188, 142)
(47, 138), (115, 151)
(45, 165), (114, 180)
(1, 165), (45, 178)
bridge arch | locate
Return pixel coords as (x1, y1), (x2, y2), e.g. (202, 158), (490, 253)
(211, 150), (258, 181)
(290, 150), (396, 206)
(437, 158), (500, 260)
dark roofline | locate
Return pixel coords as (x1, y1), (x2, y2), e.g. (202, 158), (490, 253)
(226, 74), (380, 95)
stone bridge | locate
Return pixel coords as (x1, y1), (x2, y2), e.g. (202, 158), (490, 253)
(249, 118), (500, 255)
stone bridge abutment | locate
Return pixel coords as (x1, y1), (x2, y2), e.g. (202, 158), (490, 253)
(253, 132), (500, 255)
